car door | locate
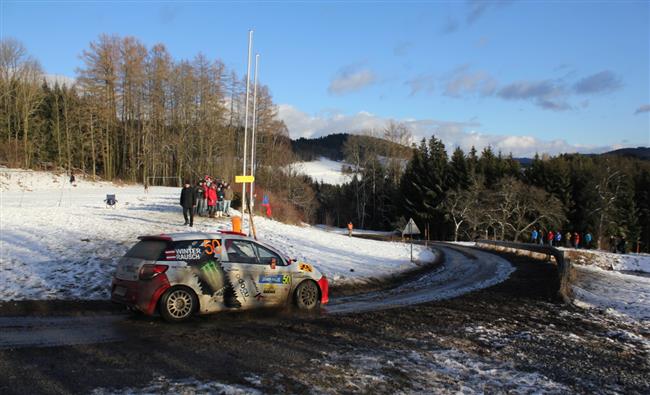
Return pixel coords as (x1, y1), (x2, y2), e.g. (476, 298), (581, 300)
(253, 242), (293, 306)
(223, 239), (265, 309)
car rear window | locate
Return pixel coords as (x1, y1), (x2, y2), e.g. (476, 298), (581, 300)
(125, 240), (167, 260)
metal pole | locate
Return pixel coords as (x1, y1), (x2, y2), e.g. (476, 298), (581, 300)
(409, 221), (413, 262)
(249, 54), (259, 212)
(241, 30), (253, 214)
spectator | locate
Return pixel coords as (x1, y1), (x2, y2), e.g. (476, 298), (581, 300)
(547, 230), (555, 247)
(555, 231), (562, 246)
(195, 181), (206, 217)
(347, 221), (354, 237)
(617, 236), (626, 254)
(565, 231), (572, 247)
(574, 232), (581, 249)
(216, 184), (225, 218)
(584, 232), (593, 249)
(538, 230), (544, 245)
(207, 183), (217, 218)
(531, 229), (538, 244)
(223, 183), (233, 216)
(180, 181), (196, 227)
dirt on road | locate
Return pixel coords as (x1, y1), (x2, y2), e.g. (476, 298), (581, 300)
(0, 249), (648, 394)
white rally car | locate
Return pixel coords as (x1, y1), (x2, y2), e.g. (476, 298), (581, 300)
(111, 231), (329, 322)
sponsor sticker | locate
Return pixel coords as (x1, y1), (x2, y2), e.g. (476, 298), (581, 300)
(262, 285), (276, 294)
(175, 247), (202, 261)
(299, 263), (313, 272)
(258, 274), (290, 284)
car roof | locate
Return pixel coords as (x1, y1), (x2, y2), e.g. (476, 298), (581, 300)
(139, 231), (251, 242)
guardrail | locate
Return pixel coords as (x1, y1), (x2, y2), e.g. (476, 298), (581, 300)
(474, 240), (573, 303)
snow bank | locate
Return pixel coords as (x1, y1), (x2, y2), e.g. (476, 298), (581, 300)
(0, 168), (434, 301)
(572, 265), (650, 325)
(562, 248), (650, 274)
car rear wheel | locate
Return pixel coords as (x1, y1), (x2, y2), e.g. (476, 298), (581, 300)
(294, 280), (320, 310)
(160, 287), (197, 322)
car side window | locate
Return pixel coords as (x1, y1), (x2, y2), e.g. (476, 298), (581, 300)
(224, 240), (258, 264)
(254, 243), (282, 265)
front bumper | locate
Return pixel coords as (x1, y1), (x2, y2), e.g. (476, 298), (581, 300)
(111, 275), (170, 315)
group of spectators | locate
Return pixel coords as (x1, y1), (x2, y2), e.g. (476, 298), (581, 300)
(530, 229), (593, 249)
(180, 176), (234, 227)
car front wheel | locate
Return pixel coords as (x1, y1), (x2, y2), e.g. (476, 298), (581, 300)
(294, 280), (320, 310)
(160, 287), (197, 322)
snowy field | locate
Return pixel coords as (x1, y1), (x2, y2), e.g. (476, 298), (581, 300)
(288, 157), (355, 185)
(0, 169), (434, 301)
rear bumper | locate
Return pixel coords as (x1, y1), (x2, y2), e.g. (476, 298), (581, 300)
(111, 275), (170, 315)
(317, 276), (329, 305)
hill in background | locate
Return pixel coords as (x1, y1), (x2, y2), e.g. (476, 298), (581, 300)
(291, 133), (411, 162)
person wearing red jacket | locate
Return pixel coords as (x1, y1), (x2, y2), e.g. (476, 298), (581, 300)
(206, 184), (217, 218)
(547, 230), (555, 247)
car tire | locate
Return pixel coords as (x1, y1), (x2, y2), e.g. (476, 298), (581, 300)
(159, 287), (197, 323)
(294, 280), (320, 310)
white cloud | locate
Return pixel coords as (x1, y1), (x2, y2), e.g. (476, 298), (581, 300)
(277, 104), (622, 157)
(328, 65), (376, 95)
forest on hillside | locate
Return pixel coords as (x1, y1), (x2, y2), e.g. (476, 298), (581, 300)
(315, 135), (650, 253)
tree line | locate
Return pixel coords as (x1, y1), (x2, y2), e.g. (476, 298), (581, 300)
(0, 36), (318, 221)
(314, 130), (650, 252)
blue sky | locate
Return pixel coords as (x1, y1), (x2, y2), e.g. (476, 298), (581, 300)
(2, 0), (649, 156)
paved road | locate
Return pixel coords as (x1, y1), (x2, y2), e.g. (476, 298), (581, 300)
(0, 244), (513, 349)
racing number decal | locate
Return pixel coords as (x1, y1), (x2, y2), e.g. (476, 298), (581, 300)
(202, 239), (222, 256)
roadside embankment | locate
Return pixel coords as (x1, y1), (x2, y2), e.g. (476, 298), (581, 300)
(474, 240), (574, 303)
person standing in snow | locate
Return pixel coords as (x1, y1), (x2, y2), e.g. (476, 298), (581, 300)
(206, 183), (217, 218)
(216, 184), (225, 218)
(574, 232), (581, 249)
(195, 180), (205, 217)
(347, 222), (354, 237)
(565, 231), (572, 247)
(223, 183), (234, 216)
(531, 229), (538, 244)
(555, 231), (562, 246)
(538, 229), (544, 245)
(584, 232), (593, 249)
(547, 230), (555, 247)
(180, 181), (196, 227)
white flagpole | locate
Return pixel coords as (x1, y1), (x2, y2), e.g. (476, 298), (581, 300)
(249, 54), (259, 211)
(242, 30), (253, 214)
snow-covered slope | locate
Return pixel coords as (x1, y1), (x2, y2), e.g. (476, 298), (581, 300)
(288, 157), (356, 185)
(0, 169), (434, 300)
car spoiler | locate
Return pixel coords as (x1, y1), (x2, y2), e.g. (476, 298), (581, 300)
(138, 234), (173, 242)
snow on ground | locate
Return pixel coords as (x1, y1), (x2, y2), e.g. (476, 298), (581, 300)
(314, 224), (398, 237)
(572, 265), (650, 325)
(288, 157), (356, 185)
(562, 247), (650, 273)
(0, 169), (434, 301)
(91, 346), (572, 395)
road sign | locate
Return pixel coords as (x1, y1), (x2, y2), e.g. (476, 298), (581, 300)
(235, 175), (255, 183)
(402, 218), (421, 235)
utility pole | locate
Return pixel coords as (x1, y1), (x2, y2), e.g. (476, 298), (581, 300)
(249, 54), (259, 211)
(241, 30), (253, 213)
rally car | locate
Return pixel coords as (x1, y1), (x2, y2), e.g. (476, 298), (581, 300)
(111, 231), (329, 322)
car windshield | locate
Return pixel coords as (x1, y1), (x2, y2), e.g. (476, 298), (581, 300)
(125, 240), (167, 260)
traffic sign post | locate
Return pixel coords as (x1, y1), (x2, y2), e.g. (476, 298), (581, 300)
(402, 218), (421, 262)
